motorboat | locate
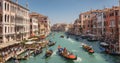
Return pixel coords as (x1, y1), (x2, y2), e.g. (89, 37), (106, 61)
(82, 43), (94, 53)
(100, 42), (109, 47)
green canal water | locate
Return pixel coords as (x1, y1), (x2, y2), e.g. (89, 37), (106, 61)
(6, 32), (120, 63)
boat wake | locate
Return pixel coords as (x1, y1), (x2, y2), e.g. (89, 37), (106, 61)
(73, 57), (82, 62)
(67, 38), (75, 43)
(29, 56), (34, 58)
(72, 50), (78, 52)
(51, 50), (57, 57)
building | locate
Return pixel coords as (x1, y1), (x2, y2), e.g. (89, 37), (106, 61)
(29, 12), (50, 39)
(0, 0), (29, 43)
(103, 6), (120, 53)
(51, 23), (70, 32)
(29, 15), (38, 37)
(78, 6), (120, 54)
(80, 11), (95, 34)
(70, 19), (82, 35)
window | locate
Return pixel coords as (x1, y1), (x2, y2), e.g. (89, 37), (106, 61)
(8, 15), (9, 22)
(115, 11), (118, 16)
(0, 27), (2, 33)
(5, 26), (7, 33)
(0, 37), (2, 39)
(104, 28), (106, 32)
(4, 3), (6, 10)
(4, 14), (6, 22)
(7, 4), (9, 11)
(0, 2), (2, 7)
(110, 13), (114, 16)
(8, 27), (10, 33)
(0, 14), (2, 22)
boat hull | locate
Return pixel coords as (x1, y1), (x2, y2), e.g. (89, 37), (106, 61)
(45, 50), (53, 58)
(82, 45), (94, 53)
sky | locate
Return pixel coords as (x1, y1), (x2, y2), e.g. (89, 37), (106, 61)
(16, 0), (118, 25)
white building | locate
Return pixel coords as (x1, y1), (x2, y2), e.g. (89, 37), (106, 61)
(0, 0), (29, 43)
(30, 16), (38, 36)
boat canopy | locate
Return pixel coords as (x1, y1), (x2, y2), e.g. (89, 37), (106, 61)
(87, 34), (96, 36)
(100, 42), (109, 46)
(25, 41), (35, 44)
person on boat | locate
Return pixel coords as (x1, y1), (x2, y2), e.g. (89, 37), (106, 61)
(58, 45), (61, 49)
(63, 47), (68, 55)
(58, 45), (64, 53)
(46, 50), (52, 54)
(14, 59), (19, 63)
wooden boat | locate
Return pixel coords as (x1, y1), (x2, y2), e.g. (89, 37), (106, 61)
(33, 49), (42, 56)
(67, 36), (69, 38)
(57, 46), (77, 60)
(45, 49), (53, 58)
(48, 42), (56, 47)
(87, 34), (98, 41)
(82, 43), (94, 53)
(60, 35), (64, 38)
(81, 34), (88, 39)
(76, 38), (79, 41)
(100, 42), (109, 47)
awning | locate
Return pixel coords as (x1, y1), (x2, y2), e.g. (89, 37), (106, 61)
(0, 41), (20, 49)
(25, 41), (35, 45)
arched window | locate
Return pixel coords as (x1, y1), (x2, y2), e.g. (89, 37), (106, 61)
(8, 15), (9, 22)
(5, 26), (7, 33)
(7, 4), (9, 11)
(4, 14), (6, 22)
(4, 3), (6, 10)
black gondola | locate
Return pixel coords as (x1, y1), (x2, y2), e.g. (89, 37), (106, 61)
(48, 42), (56, 47)
(60, 35), (64, 38)
(45, 49), (53, 58)
(33, 49), (42, 56)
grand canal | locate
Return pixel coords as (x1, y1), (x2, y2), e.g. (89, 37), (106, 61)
(6, 32), (120, 63)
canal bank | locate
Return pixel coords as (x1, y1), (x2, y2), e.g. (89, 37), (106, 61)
(6, 32), (120, 63)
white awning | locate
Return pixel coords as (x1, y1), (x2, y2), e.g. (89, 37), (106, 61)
(25, 41), (35, 44)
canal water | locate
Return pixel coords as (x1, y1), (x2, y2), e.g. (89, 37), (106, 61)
(6, 32), (120, 63)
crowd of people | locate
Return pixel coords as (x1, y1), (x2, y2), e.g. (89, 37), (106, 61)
(0, 44), (25, 61)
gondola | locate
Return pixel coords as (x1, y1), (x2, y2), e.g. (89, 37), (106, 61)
(48, 42), (56, 47)
(45, 49), (53, 58)
(57, 46), (77, 60)
(82, 43), (94, 53)
(60, 35), (64, 38)
(87, 37), (98, 41)
(67, 36), (69, 38)
(33, 49), (42, 56)
(76, 38), (79, 41)
(100, 42), (109, 47)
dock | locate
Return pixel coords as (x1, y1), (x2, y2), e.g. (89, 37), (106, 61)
(0, 49), (26, 63)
